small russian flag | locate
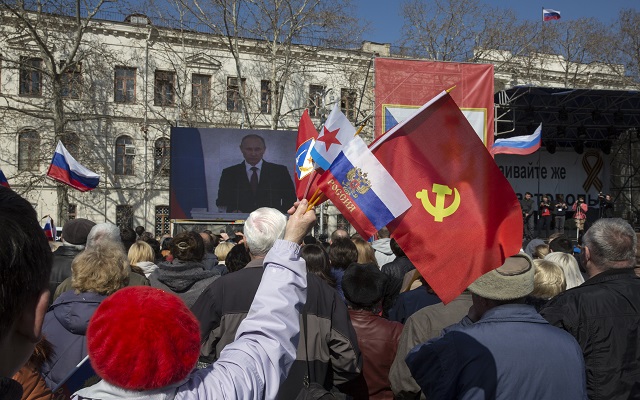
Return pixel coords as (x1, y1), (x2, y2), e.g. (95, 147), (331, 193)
(543, 8), (561, 21)
(491, 123), (542, 156)
(42, 216), (56, 241)
(0, 168), (10, 188)
(47, 141), (100, 192)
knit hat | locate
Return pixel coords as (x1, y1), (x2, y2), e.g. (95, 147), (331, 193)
(62, 218), (96, 245)
(86, 286), (200, 390)
(342, 263), (387, 309)
(467, 253), (534, 301)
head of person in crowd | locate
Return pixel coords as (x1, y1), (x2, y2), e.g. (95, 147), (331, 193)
(0, 187), (52, 378)
(85, 286), (201, 391)
(139, 232), (154, 242)
(329, 238), (359, 270)
(581, 218), (637, 278)
(544, 251), (584, 289)
(61, 218), (96, 249)
(243, 207), (286, 258)
(531, 259), (566, 300)
(200, 232), (217, 255)
(342, 263), (387, 313)
(390, 238), (405, 258)
(467, 253), (534, 319)
(300, 244), (336, 287)
(170, 231), (205, 263)
(128, 241), (157, 278)
(303, 235), (318, 245)
(377, 227), (390, 239)
(135, 226), (145, 238)
(225, 244), (251, 273)
(120, 227), (137, 252)
(548, 235), (573, 253)
(160, 236), (172, 260)
(352, 237), (378, 266)
(533, 244), (550, 259)
(86, 223), (121, 249)
(142, 237), (162, 263)
(72, 242), (130, 295)
(214, 241), (235, 264)
(330, 229), (349, 244)
(524, 192), (532, 200)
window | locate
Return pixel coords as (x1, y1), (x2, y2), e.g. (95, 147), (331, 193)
(18, 130), (40, 171)
(308, 84), (325, 118)
(68, 204), (77, 220)
(19, 57), (43, 96)
(115, 67), (136, 103)
(62, 132), (80, 159)
(155, 205), (170, 237)
(192, 74), (210, 109)
(226, 76), (246, 112)
(261, 80), (272, 114)
(154, 137), (170, 176)
(115, 135), (135, 175)
(61, 62), (82, 98)
(341, 88), (357, 121)
(116, 205), (133, 230)
(154, 70), (175, 106)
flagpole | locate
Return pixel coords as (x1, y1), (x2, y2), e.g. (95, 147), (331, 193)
(369, 90), (449, 152)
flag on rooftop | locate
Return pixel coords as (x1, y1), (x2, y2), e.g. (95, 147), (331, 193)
(47, 141), (100, 192)
(309, 104), (357, 171)
(316, 135), (411, 239)
(490, 123), (542, 156)
(370, 91), (523, 304)
(543, 8), (561, 21)
(0, 168), (10, 188)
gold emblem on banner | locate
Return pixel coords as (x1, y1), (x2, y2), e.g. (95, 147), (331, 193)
(341, 167), (371, 199)
(417, 184), (461, 222)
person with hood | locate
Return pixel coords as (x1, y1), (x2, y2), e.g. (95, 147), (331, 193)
(371, 227), (395, 267)
(41, 241), (129, 389)
(149, 231), (219, 308)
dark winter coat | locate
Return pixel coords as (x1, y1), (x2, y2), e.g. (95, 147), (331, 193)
(41, 291), (107, 389)
(149, 259), (220, 308)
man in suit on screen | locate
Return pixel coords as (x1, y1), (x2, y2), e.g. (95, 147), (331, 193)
(216, 134), (295, 214)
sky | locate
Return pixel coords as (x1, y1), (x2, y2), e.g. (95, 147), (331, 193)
(355, 0), (640, 45)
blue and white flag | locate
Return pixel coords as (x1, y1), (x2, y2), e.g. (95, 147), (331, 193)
(309, 104), (356, 170)
(317, 136), (411, 239)
(491, 123), (542, 156)
(47, 141), (100, 192)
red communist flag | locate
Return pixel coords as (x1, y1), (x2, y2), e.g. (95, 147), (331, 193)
(371, 92), (523, 303)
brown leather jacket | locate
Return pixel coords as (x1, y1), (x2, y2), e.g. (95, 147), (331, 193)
(341, 309), (403, 400)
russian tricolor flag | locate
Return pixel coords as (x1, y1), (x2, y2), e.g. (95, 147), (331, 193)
(543, 8), (561, 21)
(317, 136), (411, 239)
(47, 141), (100, 192)
(491, 123), (542, 156)
(42, 216), (56, 241)
(0, 168), (10, 188)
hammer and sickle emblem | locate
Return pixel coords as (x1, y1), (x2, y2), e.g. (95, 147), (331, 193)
(416, 184), (461, 222)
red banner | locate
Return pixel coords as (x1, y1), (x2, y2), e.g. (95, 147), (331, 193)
(374, 58), (494, 148)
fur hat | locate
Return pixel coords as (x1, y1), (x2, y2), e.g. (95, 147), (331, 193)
(62, 218), (96, 245)
(467, 253), (534, 301)
(87, 286), (200, 390)
(342, 263), (386, 309)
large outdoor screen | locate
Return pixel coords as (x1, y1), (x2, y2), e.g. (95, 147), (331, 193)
(170, 127), (297, 220)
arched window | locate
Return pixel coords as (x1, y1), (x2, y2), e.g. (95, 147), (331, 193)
(154, 137), (170, 176)
(115, 135), (135, 175)
(18, 130), (40, 171)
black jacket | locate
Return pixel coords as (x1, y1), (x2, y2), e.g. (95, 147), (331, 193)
(192, 260), (362, 399)
(540, 268), (640, 400)
(49, 246), (82, 299)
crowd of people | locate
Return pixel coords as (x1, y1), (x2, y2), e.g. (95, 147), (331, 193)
(2, 185), (640, 400)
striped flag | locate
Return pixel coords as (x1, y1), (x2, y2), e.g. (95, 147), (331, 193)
(47, 141), (100, 192)
(316, 136), (411, 239)
(490, 123), (542, 156)
(0, 168), (10, 188)
(309, 104), (356, 171)
(42, 216), (56, 241)
(543, 8), (561, 21)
